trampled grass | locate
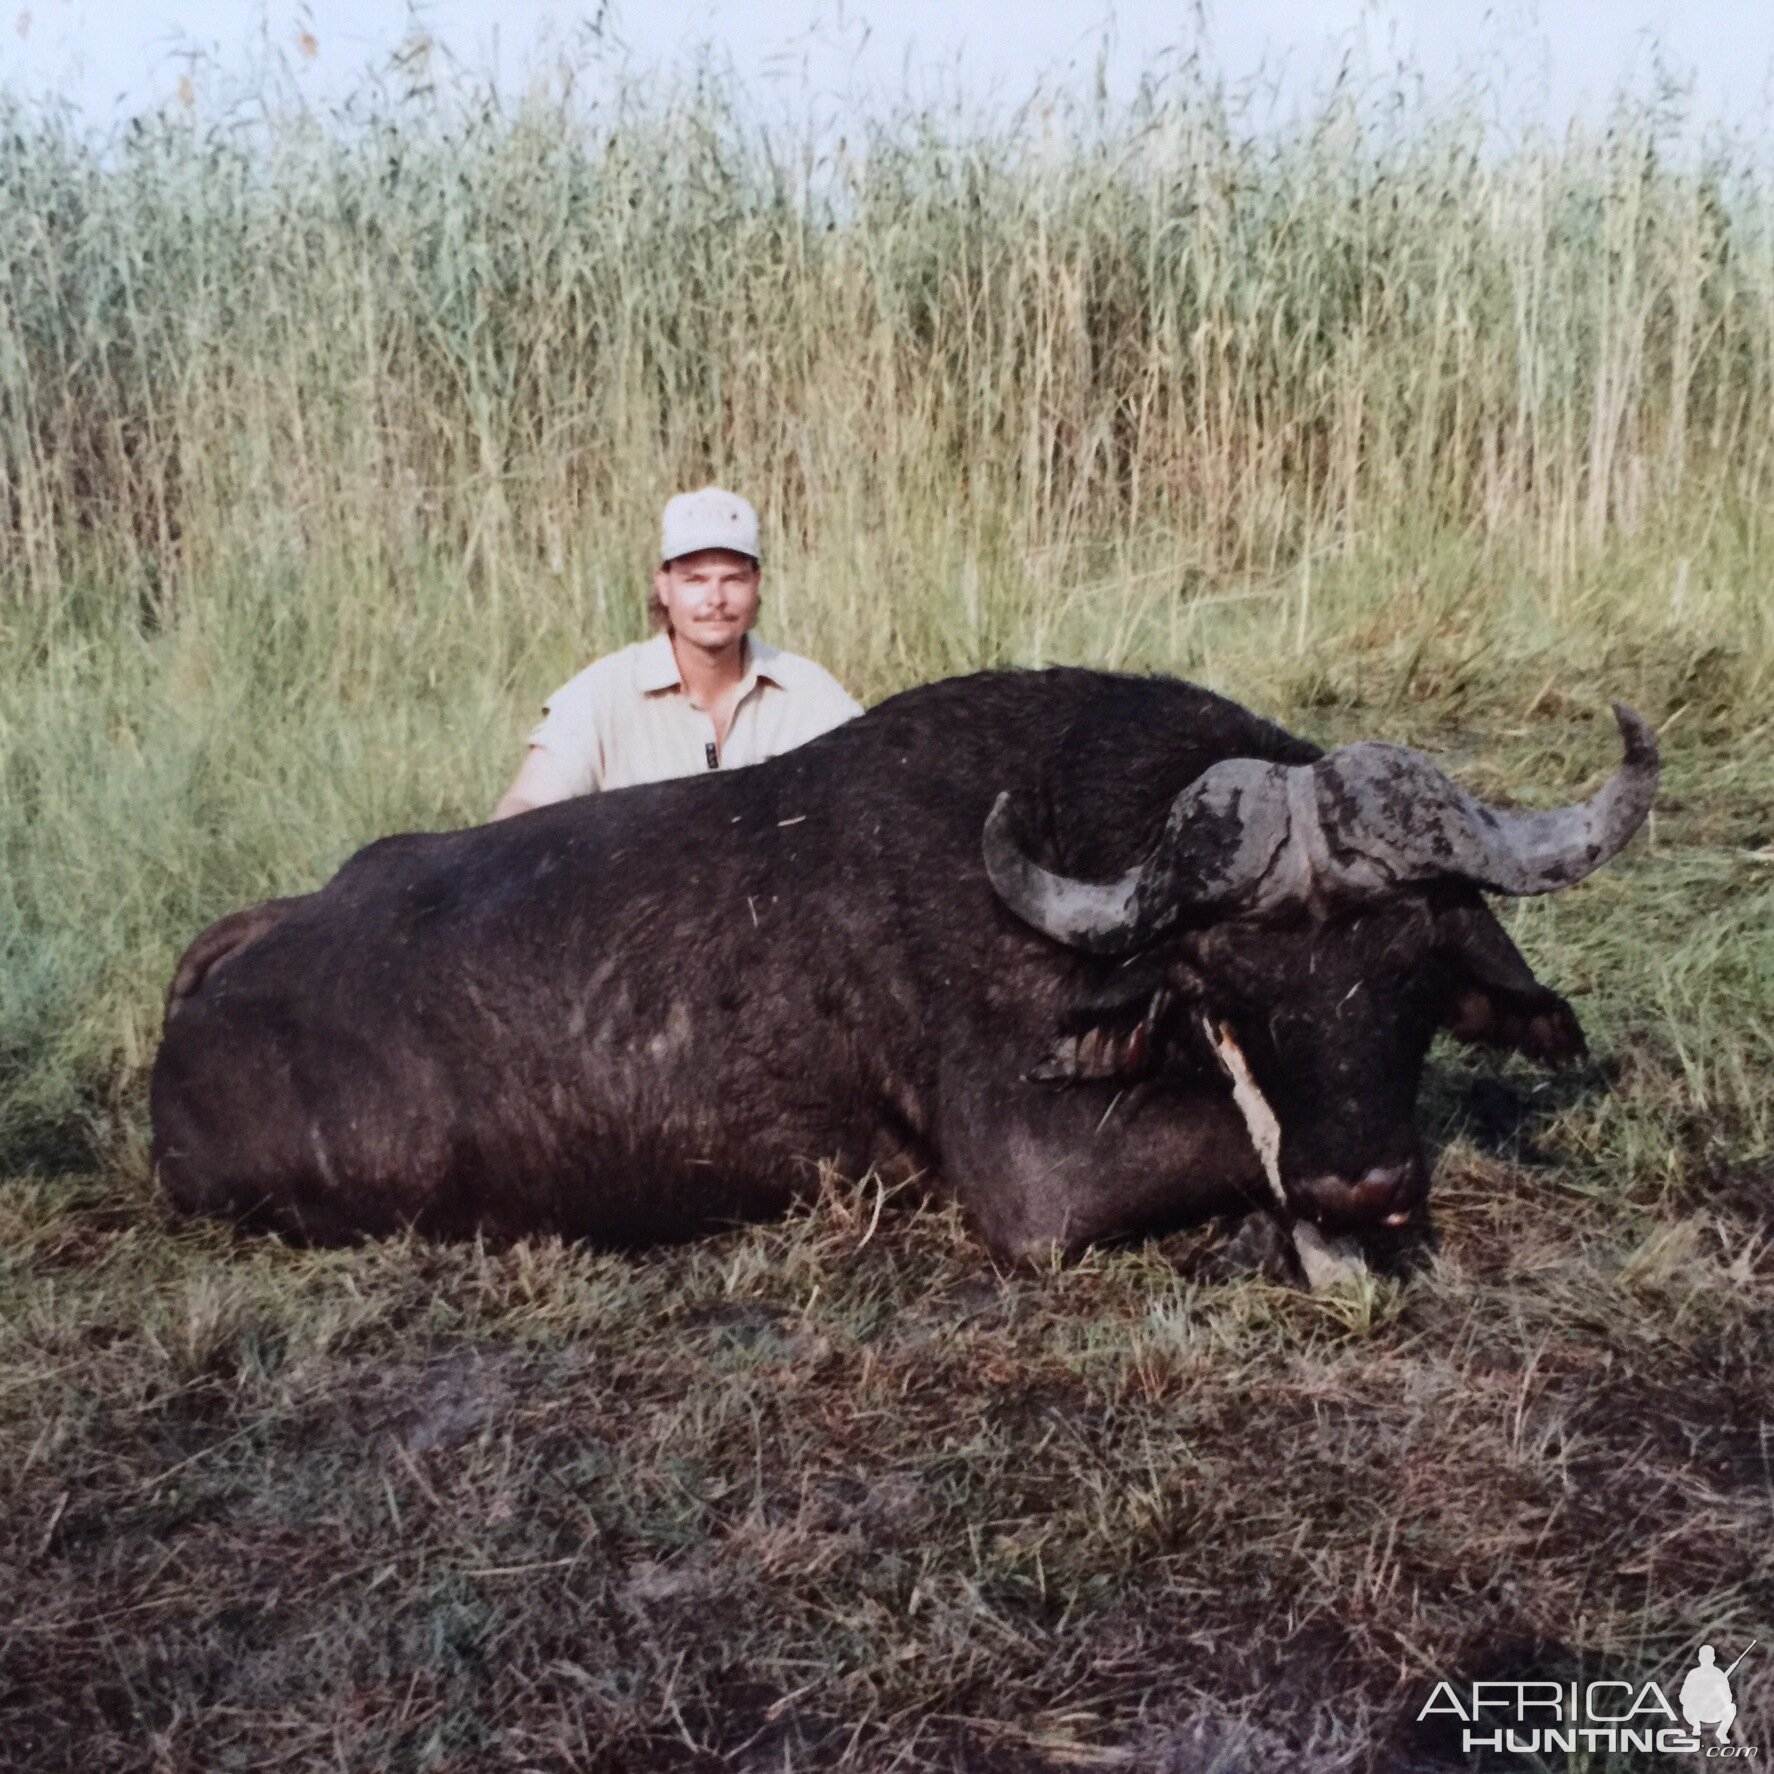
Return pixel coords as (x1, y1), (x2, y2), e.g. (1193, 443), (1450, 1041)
(2, 44), (1772, 1772)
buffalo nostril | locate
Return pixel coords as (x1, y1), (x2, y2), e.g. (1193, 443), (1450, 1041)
(1293, 1160), (1424, 1227)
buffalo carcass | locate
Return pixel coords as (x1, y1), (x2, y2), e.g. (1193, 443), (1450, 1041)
(151, 669), (1657, 1264)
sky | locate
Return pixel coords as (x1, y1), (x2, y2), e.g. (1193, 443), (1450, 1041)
(1, 0), (1771, 138)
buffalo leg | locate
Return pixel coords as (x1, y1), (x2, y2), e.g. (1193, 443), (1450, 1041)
(936, 1070), (1272, 1265)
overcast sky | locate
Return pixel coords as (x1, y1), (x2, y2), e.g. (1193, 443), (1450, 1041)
(2, 1), (1771, 137)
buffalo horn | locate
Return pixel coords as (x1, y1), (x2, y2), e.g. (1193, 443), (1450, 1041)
(1312, 701), (1659, 898)
(981, 757), (1299, 953)
(983, 703), (1658, 952)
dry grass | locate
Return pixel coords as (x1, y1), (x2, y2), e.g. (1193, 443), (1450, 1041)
(3, 1124), (1770, 1770)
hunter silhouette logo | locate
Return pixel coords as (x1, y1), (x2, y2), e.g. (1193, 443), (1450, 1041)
(1682, 1642), (1755, 1746)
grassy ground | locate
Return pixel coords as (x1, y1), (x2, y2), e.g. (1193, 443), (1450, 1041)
(0, 1151), (1766, 1772)
(4, 47), (1774, 1773)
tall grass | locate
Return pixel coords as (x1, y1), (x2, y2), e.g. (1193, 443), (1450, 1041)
(3, 50), (1773, 1158)
(3, 57), (1773, 623)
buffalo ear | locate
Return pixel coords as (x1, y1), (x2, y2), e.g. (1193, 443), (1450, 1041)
(1027, 960), (1203, 1086)
(1027, 990), (1169, 1083)
(1437, 904), (1587, 1066)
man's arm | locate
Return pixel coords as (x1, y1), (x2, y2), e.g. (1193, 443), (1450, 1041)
(492, 746), (585, 821)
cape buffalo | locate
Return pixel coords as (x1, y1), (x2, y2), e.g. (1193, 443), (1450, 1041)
(150, 669), (1657, 1263)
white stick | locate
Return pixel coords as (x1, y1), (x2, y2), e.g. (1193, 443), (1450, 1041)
(1205, 1019), (1289, 1214)
(1206, 1017), (1370, 1292)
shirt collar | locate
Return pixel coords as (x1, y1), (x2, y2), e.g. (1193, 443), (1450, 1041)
(634, 631), (685, 695)
(635, 631), (787, 697)
(747, 636), (788, 689)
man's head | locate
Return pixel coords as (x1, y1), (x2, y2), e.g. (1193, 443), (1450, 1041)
(650, 487), (762, 648)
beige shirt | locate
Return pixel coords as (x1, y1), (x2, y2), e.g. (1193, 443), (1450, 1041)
(525, 632), (862, 798)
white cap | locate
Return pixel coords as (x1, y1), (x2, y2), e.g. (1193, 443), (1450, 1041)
(660, 486), (760, 564)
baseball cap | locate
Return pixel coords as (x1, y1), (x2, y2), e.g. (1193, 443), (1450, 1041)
(660, 487), (760, 564)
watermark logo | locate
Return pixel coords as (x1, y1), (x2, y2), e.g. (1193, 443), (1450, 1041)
(1416, 1640), (1759, 1759)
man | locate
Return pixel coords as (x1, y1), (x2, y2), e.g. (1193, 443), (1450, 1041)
(494, 488), (861, 819)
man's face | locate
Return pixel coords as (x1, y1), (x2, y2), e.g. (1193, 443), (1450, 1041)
(654, 549), (761, 653)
